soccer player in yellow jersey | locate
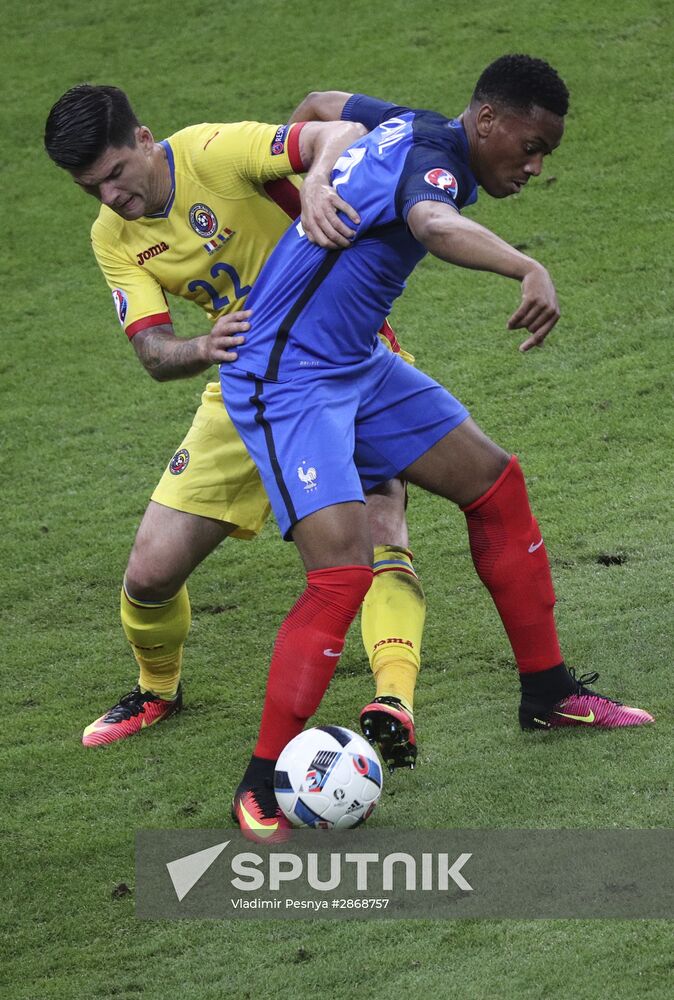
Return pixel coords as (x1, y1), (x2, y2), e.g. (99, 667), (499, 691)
(44, 85), (424, 771)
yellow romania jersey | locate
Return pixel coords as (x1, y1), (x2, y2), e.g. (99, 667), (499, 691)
(91, 120), (305, 338)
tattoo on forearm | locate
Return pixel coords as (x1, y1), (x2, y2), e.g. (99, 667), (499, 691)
(135, 329), (209, 381)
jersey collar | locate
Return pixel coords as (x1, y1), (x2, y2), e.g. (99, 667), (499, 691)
(146, 140), (176, 219)
(447, 118), (478, 207)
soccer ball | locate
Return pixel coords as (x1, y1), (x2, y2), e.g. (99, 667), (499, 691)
(274, 725), (383, 829)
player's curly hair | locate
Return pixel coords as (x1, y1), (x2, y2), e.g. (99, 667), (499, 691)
(472, 54), (569, 117)
(44, 84), (140, 170)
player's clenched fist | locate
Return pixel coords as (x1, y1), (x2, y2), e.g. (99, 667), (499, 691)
(201, 309), (252, 364)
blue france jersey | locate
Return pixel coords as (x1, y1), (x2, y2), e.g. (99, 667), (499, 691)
(229, 95), (478, 380)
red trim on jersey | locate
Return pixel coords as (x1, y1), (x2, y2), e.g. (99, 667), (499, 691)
(287, 122), (307, 173)
(125, 312), (172, 340)
(378, 318), (402, 354)
(263, 178), (301, 220)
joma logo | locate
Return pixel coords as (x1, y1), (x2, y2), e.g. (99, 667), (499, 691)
(137, 242), (169, 266)
(372, 637), (414, 651)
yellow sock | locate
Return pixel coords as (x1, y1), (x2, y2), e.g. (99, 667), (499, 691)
(360, 545), (425, 715)
(120, 582), (191, 699)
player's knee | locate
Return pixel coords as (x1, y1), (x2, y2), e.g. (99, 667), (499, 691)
(365, 479), (408, 547)
(461, 443), (511, 505)
(124, 544), (186, 603)
(293, 507), (374, 570)
(485, 446), (511, 486)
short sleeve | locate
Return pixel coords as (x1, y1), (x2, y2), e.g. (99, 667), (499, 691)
(396, 117), (478, 221)
(187, 121), (306, 194)
(341, 94), (411, 130)
(91, 220), (171, 339)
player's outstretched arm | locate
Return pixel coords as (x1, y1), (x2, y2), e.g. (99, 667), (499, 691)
(297, 120), (366, 249)
(131, 311), (251, 381)
(289, 91), (353, 124)
(408, 201), (560, 349)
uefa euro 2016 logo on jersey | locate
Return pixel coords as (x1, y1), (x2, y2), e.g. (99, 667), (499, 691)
(189, 203), (218, 238)
(111, 288), (128, 325)
(423, 168), (459, 199)
(169, 449), (190, 475)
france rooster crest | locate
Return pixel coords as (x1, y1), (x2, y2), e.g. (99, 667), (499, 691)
(297, 461), (317, 491)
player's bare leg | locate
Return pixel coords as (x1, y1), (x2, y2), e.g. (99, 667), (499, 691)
(362, 479), (422, 770)
(82, 502), (236, 746)
(125, 501), (235, 601)
(402, 418), (654, 729)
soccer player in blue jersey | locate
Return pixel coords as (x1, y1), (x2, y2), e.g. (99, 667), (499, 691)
(219, 55), (654, 840)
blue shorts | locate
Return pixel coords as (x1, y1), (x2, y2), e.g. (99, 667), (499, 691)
(220, 342), (469, 538)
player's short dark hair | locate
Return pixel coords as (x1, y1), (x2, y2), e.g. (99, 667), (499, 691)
(44, 84), (140, 170)
(472, 54), (569, 117)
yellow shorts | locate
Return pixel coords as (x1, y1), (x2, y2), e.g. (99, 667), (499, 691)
(152, 382), (270, 540)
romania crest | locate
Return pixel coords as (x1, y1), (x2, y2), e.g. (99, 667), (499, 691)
(189, 203), (218, 238)
(169, 449), (190, 475)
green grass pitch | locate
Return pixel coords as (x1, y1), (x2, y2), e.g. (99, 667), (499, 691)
(1, 0), (672, 996)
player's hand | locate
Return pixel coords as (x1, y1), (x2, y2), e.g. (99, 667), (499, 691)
(508, 264), (560, 351)
(300, 176), (360, 249)
(201, 310), (251, 364)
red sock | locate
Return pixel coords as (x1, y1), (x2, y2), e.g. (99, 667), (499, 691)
(254, 565), (373, 759)
(462, 456), (563, 673)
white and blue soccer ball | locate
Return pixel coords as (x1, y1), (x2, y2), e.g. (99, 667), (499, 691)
(274, 726), (383, 829)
